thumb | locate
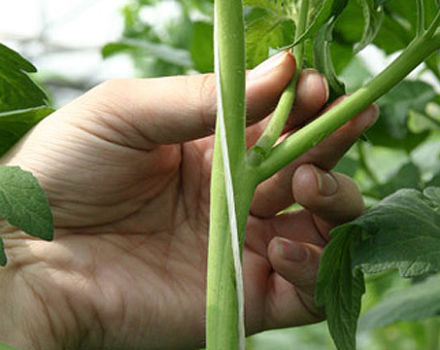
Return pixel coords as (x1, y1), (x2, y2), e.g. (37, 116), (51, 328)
(81, 52), (296, 146)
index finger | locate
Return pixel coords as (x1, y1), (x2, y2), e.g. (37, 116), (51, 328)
(75, 52), (296, 148)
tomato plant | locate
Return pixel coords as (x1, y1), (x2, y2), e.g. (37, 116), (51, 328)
(0, 1), (440, 350)
(207, 1), (440, 350)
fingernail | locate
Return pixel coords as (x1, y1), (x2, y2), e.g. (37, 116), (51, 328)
(312, 165), (338, 196)
(248, 52), (289, 80)
(276, 237), (308, 262)
(302, 69), (329, 102)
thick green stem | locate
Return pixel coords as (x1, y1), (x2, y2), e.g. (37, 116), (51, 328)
(206, 142), (256, 349)
(206, 0), (252, 349)
(256, 33), (440, 181)
(248, 0), (309, 164)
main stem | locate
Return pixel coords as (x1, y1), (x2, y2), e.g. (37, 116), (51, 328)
(257, 33), (440, 181)
(206, 0), (255, 349)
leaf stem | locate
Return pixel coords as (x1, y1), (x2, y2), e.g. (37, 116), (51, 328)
(256, 34), (440, 181)
(247, 0), (309, 165)
(426, 10), (440, 39)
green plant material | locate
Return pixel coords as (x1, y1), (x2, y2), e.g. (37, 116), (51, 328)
(359, 274), (440, 332)
(245, 14), (294, 68)
(0, 343), (19, 350)
(370, 162), (422, 198)
(0, 106), (54, 156)
(314, 19), (346, 100)
(190, 21), (214, 73)
(354, 0), (384, 53)
(315, 228), (365, 350)
(373, 0), (439, 55)
(293, 0), (349, 45)
(0, 44), (48, 112)
(256, 33), (440, 181)
(249, 0), (309, 161)
(102, 39), (194, 68)
(354, 187), (440, 277)
(366, 80), (437, 152)
(243, 0), (294, 16)
(0, 166), (53, 265)
(207, 0), (255, 348)
(317, 187), (440, 350)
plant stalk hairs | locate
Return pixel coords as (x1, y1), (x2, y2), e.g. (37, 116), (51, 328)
(206, 0), (440, 349)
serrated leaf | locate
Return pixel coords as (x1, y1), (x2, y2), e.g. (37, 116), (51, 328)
(190, 21), (214, 73)
(0, 166), (53, 263)
(316, 228), (365, 350)
(0, 106), (54, 156)
(246, 15), (294, 68)
(353, 187), (440, 277)
(0, 43), (48, 112)
(354, 0), (384, 53)
(102, 39), (193, 68)
(359, 274), (440, 331)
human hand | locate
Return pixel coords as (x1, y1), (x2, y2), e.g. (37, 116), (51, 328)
(0, 52), (377, 350)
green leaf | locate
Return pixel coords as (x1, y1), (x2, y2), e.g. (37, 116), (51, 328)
(354, 0), (384, 53)
(294, 0), (349, 45)
(0, 106), (54, 156)
(243, 0), (293, 16)
(0, 43), (48, 112)
(374, 0), (390, 6)
(190, 21), (214, 73)
(373, 0), (439, 55)
(372, 162), (422, 198)
(366, 80), (436, 152)
(359, 274), (440, 331)
(246, 15), (294, 68)
(102, 39), (194, 68)
(353, 187), (440, 277)
(316, 228), (365, 350)
(0, 166), (53, 265)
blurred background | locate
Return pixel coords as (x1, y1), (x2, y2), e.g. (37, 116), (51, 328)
(1, 1), (440, 349)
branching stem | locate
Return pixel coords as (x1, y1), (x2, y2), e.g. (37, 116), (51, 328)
(248, 0), (309, 164)
(256, 33), (440, 181)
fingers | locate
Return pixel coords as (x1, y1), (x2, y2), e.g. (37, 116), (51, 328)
(250, 103), (378, 218)
(292, 164), (364, 233)
(262, 238), (324, 329)
(78, 52), (296, 148)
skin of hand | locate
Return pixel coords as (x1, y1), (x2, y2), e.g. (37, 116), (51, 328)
(0, 51), (378, 350)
